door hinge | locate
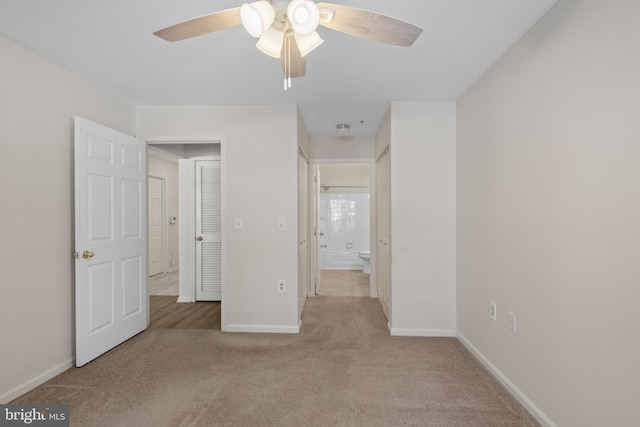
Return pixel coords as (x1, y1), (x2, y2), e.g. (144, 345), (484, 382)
(72, 251), (79, 259)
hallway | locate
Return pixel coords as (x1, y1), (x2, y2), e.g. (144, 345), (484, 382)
(319, 270), (370, 297)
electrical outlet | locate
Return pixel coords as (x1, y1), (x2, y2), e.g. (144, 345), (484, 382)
(509, 312), (517, 332)
(489, 301), (497, 322)
(277, 280), (286, 293)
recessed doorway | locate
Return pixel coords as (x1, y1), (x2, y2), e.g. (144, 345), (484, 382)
(146, 141), (223, 329)
(311, 162), (374, 298)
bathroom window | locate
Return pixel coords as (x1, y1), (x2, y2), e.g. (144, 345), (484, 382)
(329, 198), (357, 233)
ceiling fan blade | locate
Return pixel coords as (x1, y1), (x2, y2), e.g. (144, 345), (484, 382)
(316, 3), (423, 47)
(154, 7), (241, 42)
(281, 37), (306, 79)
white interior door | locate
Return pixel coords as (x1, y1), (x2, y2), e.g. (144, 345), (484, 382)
(376, 149), (391, 320)
(148, 177), (163, 276)
(311, 164), (321, 295)
(298, 151), (309, 316)
(195, 160), (222, 301)
(74, 117), (147, 367)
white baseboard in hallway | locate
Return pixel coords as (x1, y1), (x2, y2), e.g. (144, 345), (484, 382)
(390, 328), (456, 337)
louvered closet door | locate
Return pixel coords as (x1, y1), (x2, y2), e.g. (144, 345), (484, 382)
(195, 160), (222, 301)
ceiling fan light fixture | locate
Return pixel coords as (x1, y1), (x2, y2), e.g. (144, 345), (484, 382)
(287, 0), (320, 36)
(294, 31), (324, 57)
(240, 1), (275, 38)
(336, 123), (351, 136)
(256, 27), (285, 58)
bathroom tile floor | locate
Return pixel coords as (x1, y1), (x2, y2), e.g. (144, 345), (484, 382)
(148, 271), (179, 296)
(319, 270), (370, 297)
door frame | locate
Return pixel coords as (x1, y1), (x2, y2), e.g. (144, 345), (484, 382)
(309, 158), (377, 298)
(147, 175), (167, 275)
(146, 137), (226, 327)
(298, 148), (310, 317)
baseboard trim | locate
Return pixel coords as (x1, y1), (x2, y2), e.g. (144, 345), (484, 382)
(224, 324), (300, 334)
(456, 332), (556, 427)
(0, 358), (74, 404)
(176, 296), (193, 303)
(390, 328), (456, 337)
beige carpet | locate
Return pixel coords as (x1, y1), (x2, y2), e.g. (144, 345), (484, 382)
(13, 297), (539, 426)
(320, 270), (370, 297)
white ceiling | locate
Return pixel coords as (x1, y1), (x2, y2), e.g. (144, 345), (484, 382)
(0, 0), (557, 137)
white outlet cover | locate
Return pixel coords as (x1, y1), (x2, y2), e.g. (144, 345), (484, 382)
(489, 301), (497, 322)
(509, 312), (517, 332)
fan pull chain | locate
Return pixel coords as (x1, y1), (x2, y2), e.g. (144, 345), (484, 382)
(284, 36), (292, 91)
(284, 36), (288, 91)
(288, 36), (292, 89)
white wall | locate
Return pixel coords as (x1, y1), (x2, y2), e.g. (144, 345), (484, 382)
(375, 109), (391, 159)
(297, 108), (310, 158)
(136, 105), (301, 333)
(310, 135), (374, 159)
(456, 1), (640, 426)
(319, 164), (370, 192)
(389, 102), (457, 336)
(0, 34), (136, 402)
(147, 152), (180, 272)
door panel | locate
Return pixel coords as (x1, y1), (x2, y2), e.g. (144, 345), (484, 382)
(195, 160), (222, 301)
(122, 179), (142, 238)
(122, 256), (143, 318)
(87, 174), (113, 241)
(74, 117), (147, 367)
(87, 262), (114, 333)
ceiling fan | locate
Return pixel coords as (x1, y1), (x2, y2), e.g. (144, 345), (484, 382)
(153, 0), (423, 89)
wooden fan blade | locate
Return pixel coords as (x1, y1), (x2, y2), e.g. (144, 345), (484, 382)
(154, 7), (241, 42)
(316, 3), (423, 47)
(281, 37), (306, 78)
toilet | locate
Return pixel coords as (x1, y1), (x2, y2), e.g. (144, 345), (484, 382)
(358, 251), (370, 274)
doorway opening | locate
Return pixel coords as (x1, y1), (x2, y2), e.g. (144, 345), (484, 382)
(146, 141), (223, 330)
(311, 162), (374, 298)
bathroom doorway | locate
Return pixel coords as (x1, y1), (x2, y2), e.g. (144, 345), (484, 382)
(311, 162), (375, 298)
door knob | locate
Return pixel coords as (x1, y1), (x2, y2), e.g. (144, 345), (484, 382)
(196, 236), (203, 241)
(82, 250), (94, 259)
